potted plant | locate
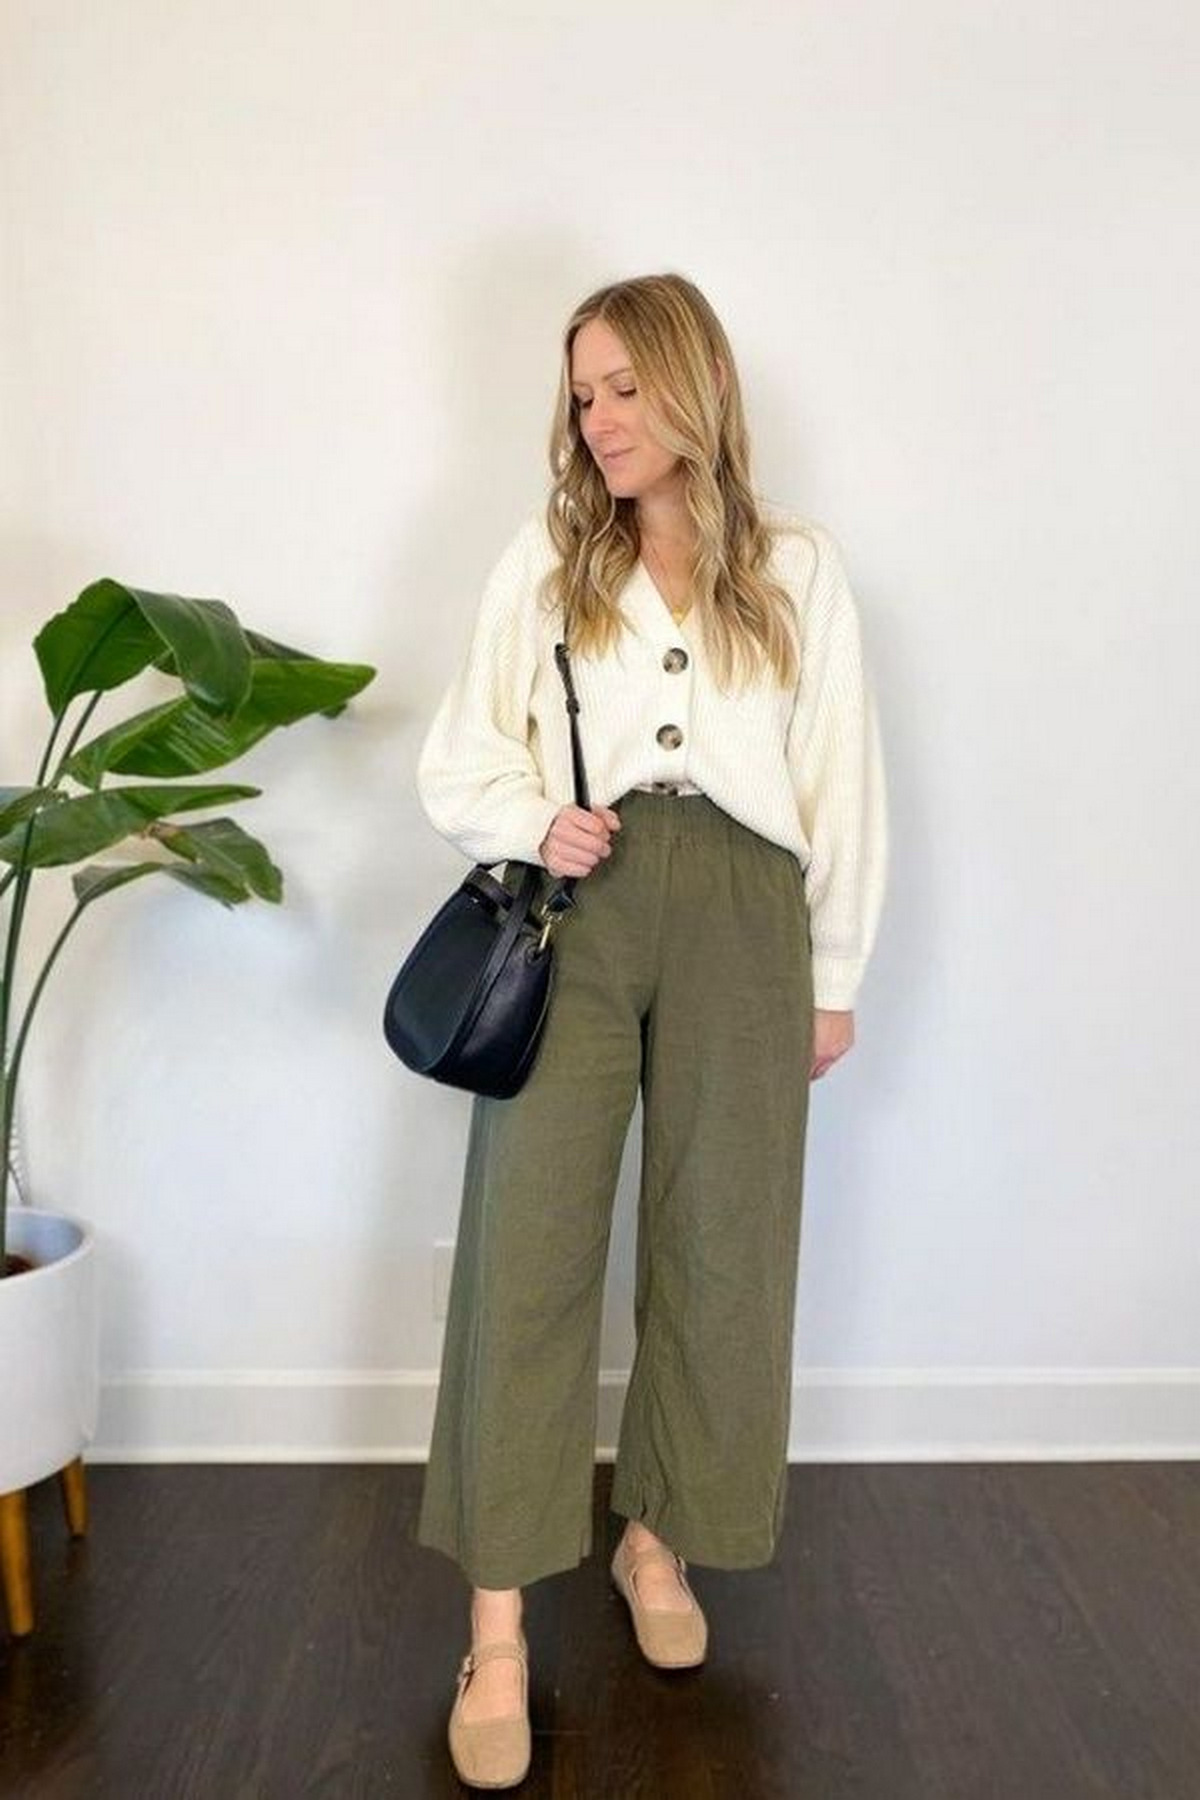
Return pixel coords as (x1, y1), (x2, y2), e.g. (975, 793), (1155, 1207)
(0, 576), (375, 1634)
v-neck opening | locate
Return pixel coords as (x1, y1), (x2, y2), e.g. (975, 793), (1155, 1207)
(635, 557), (693, 636)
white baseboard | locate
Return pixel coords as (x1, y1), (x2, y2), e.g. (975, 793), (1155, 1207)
(84, 1366), (1200, 1462)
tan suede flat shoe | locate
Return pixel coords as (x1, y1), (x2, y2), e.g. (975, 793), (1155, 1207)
(447, 1629), (532, 1790)
(610, 1536), (708, 1669)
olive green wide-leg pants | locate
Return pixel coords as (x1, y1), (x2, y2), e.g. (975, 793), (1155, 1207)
(415, 787), (814, 1591)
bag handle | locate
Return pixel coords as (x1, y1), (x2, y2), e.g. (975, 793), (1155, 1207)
(535, 641), (590, 923)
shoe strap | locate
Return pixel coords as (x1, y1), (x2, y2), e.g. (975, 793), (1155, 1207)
(625, 1542), (688, 1581)
(458, 1635), (528, 1682)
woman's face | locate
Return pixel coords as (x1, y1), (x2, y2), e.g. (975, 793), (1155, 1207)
(569, 316), (681, 501)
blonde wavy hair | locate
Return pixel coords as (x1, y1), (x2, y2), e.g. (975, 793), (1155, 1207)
(536, 272), (803, 693)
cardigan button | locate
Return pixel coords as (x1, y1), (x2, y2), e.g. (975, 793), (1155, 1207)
(662, 646), (689, 673)
(656, 723), (683, 750)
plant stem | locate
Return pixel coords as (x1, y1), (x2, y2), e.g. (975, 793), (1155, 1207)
(1, 857), (34, 1264)
(1, 690), (102, 1267)
(4, 894), (92, 1177)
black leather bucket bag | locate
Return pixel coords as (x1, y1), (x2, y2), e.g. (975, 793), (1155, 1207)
(383, 642), (589, 1098)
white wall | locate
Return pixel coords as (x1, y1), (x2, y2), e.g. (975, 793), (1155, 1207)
(2, 1), (1196, 1460)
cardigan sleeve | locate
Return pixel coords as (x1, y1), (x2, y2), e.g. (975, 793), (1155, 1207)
(415, 520), (563, 867)
(785, 525), (889, 1011)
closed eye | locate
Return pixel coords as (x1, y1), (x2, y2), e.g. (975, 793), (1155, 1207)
(576, 389), (636, 408)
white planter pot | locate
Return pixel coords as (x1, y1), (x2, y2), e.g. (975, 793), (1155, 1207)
(0, 1208), (99, 1494)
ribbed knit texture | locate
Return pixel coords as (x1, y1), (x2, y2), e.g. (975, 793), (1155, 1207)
(416, 508), (888, 1010)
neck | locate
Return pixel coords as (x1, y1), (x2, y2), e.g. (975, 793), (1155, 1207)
(634, 480), (694, 558)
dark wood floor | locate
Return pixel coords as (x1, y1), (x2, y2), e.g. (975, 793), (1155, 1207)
(2, 1461), (1198, 1798)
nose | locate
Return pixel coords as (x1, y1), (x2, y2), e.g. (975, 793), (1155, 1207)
(586, 396), (617, 438)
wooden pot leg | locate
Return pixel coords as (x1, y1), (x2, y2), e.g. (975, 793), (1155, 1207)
(0, 1488), (34, 1638)
(58, 1457), (88, 1537)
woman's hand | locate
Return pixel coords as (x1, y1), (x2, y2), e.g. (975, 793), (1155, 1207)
(811, 1008), (854, 1080)
(539, 803), (622, 878)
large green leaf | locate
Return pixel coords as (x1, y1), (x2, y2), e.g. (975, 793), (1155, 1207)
(150, 618), (366, 719)
(34, 580), (252, 716)
(149, 816), (283, 902)
(0, 788), (61, 835)
(0, 783), (260, 868)
(62, 658), (376, 787)
(71, 861), (250, 909)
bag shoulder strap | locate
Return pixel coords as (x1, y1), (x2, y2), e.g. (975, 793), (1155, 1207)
(553, 641), (590, 811)
(538, 642), (590, 918)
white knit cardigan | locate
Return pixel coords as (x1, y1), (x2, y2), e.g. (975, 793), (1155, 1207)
(416, 508), (888, 1011)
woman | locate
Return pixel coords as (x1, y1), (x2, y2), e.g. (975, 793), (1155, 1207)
(414, 272), (888, 1789)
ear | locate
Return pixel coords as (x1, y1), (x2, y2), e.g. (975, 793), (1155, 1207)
(714, 357), (727, 400)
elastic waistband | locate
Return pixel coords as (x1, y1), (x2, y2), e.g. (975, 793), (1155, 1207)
(613, 785), (735, 838)
(629, 780), (706, 796)
(610, 788), (801, 871)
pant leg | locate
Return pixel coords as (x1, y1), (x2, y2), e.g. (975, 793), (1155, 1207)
(609, 797), (814, 1568)
(415, 827), (662, 1591)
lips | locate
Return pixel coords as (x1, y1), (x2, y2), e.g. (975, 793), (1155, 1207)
(602, 449), (631, 463)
